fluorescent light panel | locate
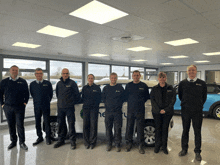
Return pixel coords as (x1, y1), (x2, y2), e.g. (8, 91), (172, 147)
(168, 55), (188, 59)
(90, 54), (109, 57)
(12, 42), (41, 48)
(164, 38), (199, 46)
(69, 0), (128, 24)
(194, 60), (210, 63)
(37, 25), (78, 38)
(126, 46), (152, 52)
(160, 63), (173, 65)
(203, 52), (220, 56)
(132, 59), (147, 62)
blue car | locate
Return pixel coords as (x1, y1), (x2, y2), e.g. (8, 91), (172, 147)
(174, 84), (220, 120)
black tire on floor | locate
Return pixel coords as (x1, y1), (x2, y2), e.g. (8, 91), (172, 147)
(144, 122), (156, 147)
(50, 116), (58, 139)
(213, 105), (220, 120)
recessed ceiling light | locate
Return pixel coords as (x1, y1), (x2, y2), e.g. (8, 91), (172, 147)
(203, 52), (220, 56)
(132, 59), (147, 62)
(126, 46), (152, 52)
(164, 38), (199, 46)
(90, 54), (109, 57)
(69, 0), (128, 24)
(37, 25), (78, 38)
(194, 60), (210, 63)
(160, 63), (173, 65)
(12, 42), (41, 48)
(168, 55), (189, 59)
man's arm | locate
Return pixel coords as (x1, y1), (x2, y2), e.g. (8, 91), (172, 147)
(0, 81), (4, 107)
(24, 80), (29, 105)
(202, 82), (207, 105)
(150, 87), (160, 114)
(144, 84), (150, 102)
(178, 82), (183, 101)
(48, 81), (53, 101)
(72, 82), (80, 104)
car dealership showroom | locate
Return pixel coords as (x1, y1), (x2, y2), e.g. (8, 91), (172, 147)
(1, 0), (220, 165)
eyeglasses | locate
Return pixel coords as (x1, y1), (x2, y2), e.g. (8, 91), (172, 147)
(62, 73), (69, 75)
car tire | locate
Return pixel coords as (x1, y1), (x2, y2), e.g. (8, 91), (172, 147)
(213, 105), (220, 120)
(144, 121), (156, 147)
(50, 116), (58, 139)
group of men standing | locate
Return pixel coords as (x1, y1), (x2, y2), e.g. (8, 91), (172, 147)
(0, 64), (206, 161)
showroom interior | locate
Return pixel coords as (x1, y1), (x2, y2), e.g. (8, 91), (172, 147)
(0, 0), (220, 165)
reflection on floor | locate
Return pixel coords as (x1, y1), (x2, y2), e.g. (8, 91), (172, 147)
(0, 116), (220, 165)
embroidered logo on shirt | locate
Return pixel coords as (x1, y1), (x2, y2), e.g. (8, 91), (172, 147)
(167, 90), (172, 92)
(93, 90), (97, 92)
(196, 83), (202, 86)
(66, 85), (71, 87)
(17, 82), (23, 84)
(43, 84), (48, 86)
(116, 90), (120, 92)
(139, 88), (144, 90)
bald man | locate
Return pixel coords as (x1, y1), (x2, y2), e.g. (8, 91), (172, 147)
(53, 68), (80, 150)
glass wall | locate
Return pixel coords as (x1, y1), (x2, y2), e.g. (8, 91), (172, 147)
(164, 71), (178, 85)
(88, 63), (110, 82)
(130, 67), (144, 80)
(145, 69), (157, 81)
(112, 65), (129, 80)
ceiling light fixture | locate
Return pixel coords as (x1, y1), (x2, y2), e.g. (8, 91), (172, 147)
(203, 52), (220, 56)
(12, 42), (41, 48)
(168, 55), (188, 59)
(126, 46), (152, 52)
(69, 0), (128, 24)
(164, 38), (199, 46)
(37, 25), (78, 38)
(160, 63), (173, 65)
(194, 60), (210, 63)
(132, 59), (147, 62)
(90, 54), (109, 57)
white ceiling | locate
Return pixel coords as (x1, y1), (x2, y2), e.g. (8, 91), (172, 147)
(1, 0), (220, 67)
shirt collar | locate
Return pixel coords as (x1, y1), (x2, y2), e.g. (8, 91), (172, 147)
(9, 76), (19, 81)
(36, 79), (44, 84)
(187, 77), (197, 82)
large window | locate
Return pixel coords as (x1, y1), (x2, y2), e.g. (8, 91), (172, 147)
(206, 70), (220, 84)
(130, 67), (144, 80)
(112, 65), (129, 80)
(50, 60), (82, 86)
(164, 71), (178, 85)
(88, 63), (110, 81)
(145, 69), (157, 81)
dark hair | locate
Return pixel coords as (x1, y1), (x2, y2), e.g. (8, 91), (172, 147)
(10, 65), (19, 70)
(132, 70), (140, 75)
(110, 72), (118, 78)
(35, 68), (43, 73)
(158, 72), (166, 78)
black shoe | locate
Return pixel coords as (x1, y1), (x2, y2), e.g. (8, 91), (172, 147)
(54, 141), (65, 148)
(126, 143), (132, 152)
(106, 144), (112, 151)
(33, 137), (44, 146)
(46, 138), (51, 145)
(179, 150), (187, 156)
(90, 144), (95, 149)
(163, 148), (169, 155)
(20, 143), (28, 150)
(154, 147), (160, 153)
(139, 145), (145, 154)
(195, 153), (202, 161)
(116, 145), (121, 152)
(70, 142), (76, 150)
(85, 145), (90, 149)
(8, 142), (16, 150)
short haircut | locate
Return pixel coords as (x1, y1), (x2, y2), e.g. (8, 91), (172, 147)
(10, 65), (19, 70)
(132, 70), (140, 75)
(35, 68), (43, 73)
(187, 64), (197, 71)
(110, 72), (118, 78)
(62, 68), (69, 74)
(158, 72), (166, 78)
(87, 74), (95, 79)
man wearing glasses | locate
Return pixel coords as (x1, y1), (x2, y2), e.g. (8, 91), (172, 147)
(30, 68), (53, 146)
(54, 68), (80, 150)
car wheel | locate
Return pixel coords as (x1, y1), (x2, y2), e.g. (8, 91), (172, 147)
(213, 105), (220, 120)
(144, 122), (155, 147)
(50, 116), (58, 139)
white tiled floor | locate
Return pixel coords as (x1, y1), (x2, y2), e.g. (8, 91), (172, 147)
(0, 116), (220, 165)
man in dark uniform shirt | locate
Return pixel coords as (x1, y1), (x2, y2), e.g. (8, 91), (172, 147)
(82, 74), (101, 149)
(54, 68), (80, 150)
(0, 65), (29, 150)
(30, 68), (53, 145)
(102, 72), (125, 152)
(178, 65), (207, 161)
(125, 70), (150, 154)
